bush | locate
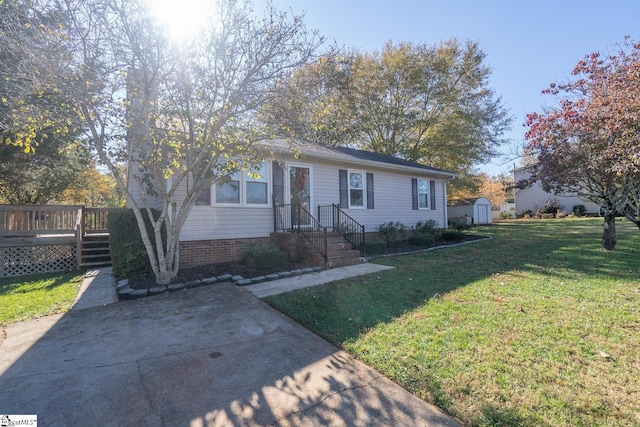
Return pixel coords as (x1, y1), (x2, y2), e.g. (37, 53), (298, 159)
(412, 220), (443, 239)
(556, 210), (568, 218)
(449, 218), (471, 231)
(412, 219), (440, 236)
(376, 221), (407, 246)
(521, 209), (532, 216)
(499, 211), (511, 220)
(408, 234), (435, 247)
(363, 241), (387, 255)
(538, 198), (563, 215)
(573, 204), (586, 217)
(442, 231), (466, 241)
(244, 243), (288, 274)
(109, 208), (163, 280)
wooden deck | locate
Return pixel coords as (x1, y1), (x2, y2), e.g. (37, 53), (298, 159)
(0, 205), (111, 277)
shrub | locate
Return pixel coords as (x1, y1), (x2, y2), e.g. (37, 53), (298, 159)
(376, 221), (407, 246)
(573, 204), (586, 217)
(412, 219), (440, 236)
(408, 234), (435, 247)
(541, 213), (554, 219)
(521, 209), (532, 216)
(244, 243), (288, 274)
(499, 211), (511, 220)
(449, 218), (471, 231)
(109, 208), (163, 280)
(442, 231), (466, 241)
(363, 241), (387, 255)
(538, 198), (563, 215)
(556, 210), (568, 218)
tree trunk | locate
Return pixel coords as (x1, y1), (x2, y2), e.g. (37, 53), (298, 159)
(602, 211), (617, 251)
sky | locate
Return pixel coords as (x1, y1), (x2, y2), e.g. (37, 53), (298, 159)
(268, 0), (640, 176)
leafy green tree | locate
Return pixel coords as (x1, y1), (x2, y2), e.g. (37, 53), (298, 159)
(0, 134), (89, 204)
(59, 161), (125, 207)
(264, 40), (512, 178)
(1, 0), (322, 284)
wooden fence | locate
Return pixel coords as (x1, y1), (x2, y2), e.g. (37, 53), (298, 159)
(0, 205), (110, 277)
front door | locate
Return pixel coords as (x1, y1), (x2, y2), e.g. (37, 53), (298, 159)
(288, 164), (311, 226)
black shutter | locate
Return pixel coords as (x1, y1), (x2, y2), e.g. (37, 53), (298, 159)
(411, 178), (418, 210)
(430, 180), (436, 210)
(339, 169), (348, 207)
(366, 173), (374, 209)
(272, 161), (284, 205)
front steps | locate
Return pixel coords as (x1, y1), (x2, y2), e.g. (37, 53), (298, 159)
(324, 232), (362, 269)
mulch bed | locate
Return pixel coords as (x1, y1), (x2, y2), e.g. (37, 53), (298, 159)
(128, 234), (488, 289)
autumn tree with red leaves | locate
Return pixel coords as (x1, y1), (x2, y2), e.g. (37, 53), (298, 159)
(525, 38), (640, 250)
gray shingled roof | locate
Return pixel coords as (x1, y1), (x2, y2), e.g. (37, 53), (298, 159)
(265, 139), (456, 178)
(327, 145), (455, 175)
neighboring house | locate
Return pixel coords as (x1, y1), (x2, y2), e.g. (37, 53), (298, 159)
(131, 139), (457, 268)
(513, 166), (600, 215)
(447, 197), (492, 225)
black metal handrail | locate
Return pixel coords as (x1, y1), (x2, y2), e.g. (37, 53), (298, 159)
(318, 204), (365, 257)
(274, 202), (327, 263)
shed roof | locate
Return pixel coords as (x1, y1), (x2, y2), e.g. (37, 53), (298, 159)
(448, 197), (491, 206)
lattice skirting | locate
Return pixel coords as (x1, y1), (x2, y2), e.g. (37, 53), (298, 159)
(1, 244), (76, 278)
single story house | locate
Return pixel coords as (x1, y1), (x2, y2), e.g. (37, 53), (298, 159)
(513, 166), (600, 215)
(131, 139), (457, 268)
(447, 197), (492, 225)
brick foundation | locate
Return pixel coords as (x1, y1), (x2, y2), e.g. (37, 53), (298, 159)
(179, 237), (269, 268)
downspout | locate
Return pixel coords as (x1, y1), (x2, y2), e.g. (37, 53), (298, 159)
(443, 180), (448, 228)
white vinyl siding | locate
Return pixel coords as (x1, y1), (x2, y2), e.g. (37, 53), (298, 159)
(176, 157), (449, 241)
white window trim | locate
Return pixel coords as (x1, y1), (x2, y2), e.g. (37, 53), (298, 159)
(348, 169), (366, 209)
(211, 163), (272, 208)
(417, 178), (430, 210)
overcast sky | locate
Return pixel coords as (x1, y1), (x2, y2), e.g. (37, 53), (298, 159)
(270, 0), (640, 175)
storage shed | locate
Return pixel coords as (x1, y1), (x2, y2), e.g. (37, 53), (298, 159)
(447, 197), (492, 225)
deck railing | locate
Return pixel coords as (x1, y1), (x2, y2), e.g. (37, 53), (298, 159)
(0, 205), (111, 276)
(83, 208), (110, 235)
(0, 205), (83, 236)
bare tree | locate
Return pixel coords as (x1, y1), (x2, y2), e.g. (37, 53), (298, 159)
(2, 0), (323, 284)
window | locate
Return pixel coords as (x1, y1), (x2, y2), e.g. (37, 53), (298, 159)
(418, 179), (429, 209)
(246, 166), (268, 205)
(213, 162), (269, 207)
(215, 172), (240, 204)
(412, 178), (436, 210)
(349, 170), (365, 208)
(339, 169), (374, 209)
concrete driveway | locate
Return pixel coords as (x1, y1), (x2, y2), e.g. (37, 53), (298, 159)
(0, 280), (460, 426)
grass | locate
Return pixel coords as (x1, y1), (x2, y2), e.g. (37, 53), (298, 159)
(265, 218), (640, 426)
(0, 271), (85, 325)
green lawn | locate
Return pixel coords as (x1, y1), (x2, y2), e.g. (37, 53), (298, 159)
(0, 271), (85, 325)
(265, 218), (640, 426)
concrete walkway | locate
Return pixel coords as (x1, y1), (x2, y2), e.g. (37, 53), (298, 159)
(0, 282), (460, 426)
(244, 263), (395, 298)
(72, 266), (119, 311)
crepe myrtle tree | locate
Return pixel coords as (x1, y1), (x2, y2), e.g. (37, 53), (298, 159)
(2, 0), (323, 284)
(524, 38), (640, 250)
